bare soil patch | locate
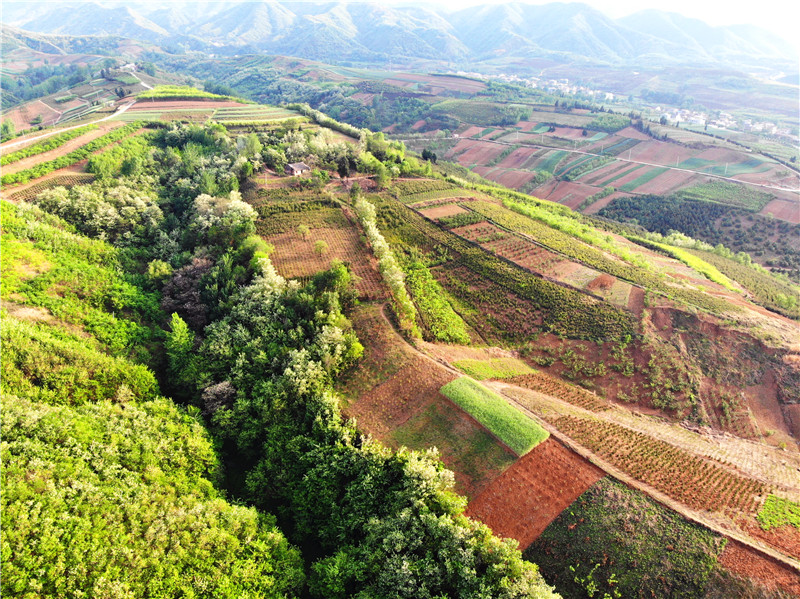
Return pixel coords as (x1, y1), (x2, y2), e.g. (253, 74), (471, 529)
(5, 100), (62, 130)
(718, 540), (800, 596)
(418, 203), (468, 220)
(465, 439), (605, 549)
(761, 199), (800, 224)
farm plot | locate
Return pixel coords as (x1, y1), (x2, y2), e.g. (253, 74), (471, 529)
(487, 168), (538, 189)
(440, 377), (549, 456)
(6, 173), (96, 203)
(451, 222), (564, 275)
(537, 181), (598, 210)
(454, 358), (536, 380)
(761, 199), (800, 223)
(507, 372), (610, 412)
(266, 224), (387, 300)
(618, 167), (670, 192)
(633, 168), (699, 195)
(0, 124), (119, 176)
(212, 105), (299, 122)
(5, 100), (62, 130)
(497, 146), (540, 170)
(465, 439), (605, 549)
(418, 203), (468, 220)
(550, 414), (767, 515)
(450, 140), (507, 166)
(433, 264), (545, 345)
(340, 304), (513, 498)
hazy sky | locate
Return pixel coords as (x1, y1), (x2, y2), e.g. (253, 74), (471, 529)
(426, 0), (800, 49)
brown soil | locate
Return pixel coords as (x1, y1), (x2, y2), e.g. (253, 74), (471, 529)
(739, 517), (800, 561)
(266, 225), (387, 300)
(761, 199), (800, 224)
(419, 203), (468, 219)
(718, 540), (800, 596)
(465, 438), (605, 549)
(340, 304), (511, 497)
(0, 122), (123, 175)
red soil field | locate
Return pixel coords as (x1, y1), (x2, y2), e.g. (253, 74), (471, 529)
(497, 146), (538, 169)
(760, 199), (800, 223)
(616, 126), (652, 141)
(517, 121), (541, 132)
(465, 439), (605, 549)
(411, 119), (426, 131)
(629, 140), (696, 165)
(583, 191), (631, 214)
(419, 203), (468, 219)
(538, 181), (597, 209)
(267, 226), (387, 300)
(582, 160), (630, 186)
(340, 305), (512, 497)
(459, 125), (485, 138)
(452, 223), (564, 276)
(634, 168), (698, 195)
(491, 169), (537, 189)
(5, 100), (62, 130)
(453, 140), (506, 165)
(717, 541), (800, 596)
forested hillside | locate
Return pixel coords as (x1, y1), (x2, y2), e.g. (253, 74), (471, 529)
(1, 119), (559, 598)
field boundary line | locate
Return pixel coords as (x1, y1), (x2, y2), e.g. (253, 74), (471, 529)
(488, 381), (800, 573)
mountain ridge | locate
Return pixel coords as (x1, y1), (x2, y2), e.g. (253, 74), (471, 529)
(1, 1), (795, 69)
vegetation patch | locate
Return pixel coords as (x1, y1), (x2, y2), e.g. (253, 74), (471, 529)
(0, 124), (99, 166)
(757, 495), (800, 531)
(526, 478), (727, 599)
(137, 85), (250, 103)
(676, 180), (774, 211)
(454, 357), (536, 380)
(440, 377), (548, 455)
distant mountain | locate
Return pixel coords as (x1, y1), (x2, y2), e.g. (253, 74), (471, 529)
(0, 1), (794, 68)
(16, 3), (169, 43)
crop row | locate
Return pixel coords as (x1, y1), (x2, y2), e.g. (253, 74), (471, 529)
(374, 196), (636, 342)
(552, 415), (767, 514)
(508, 373), (609, 411)
(1, 123), (144, 186)
(7, 174), (97, 203)
(473, 199), (740, 315)
(1, 125), (99, 166)
(453, 358), (535, 380)
(403, 258), (471, 344)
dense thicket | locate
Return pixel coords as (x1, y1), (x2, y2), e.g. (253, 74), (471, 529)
(3, 121), (559, 598)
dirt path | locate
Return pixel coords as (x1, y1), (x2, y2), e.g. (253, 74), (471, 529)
(0, 101), (135, 152)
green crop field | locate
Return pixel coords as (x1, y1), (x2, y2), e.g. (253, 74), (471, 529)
(454, 358), (536, 380)
(440, 377), (548, 455)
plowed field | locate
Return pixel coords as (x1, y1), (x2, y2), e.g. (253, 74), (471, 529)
(466, 438), (605, 549)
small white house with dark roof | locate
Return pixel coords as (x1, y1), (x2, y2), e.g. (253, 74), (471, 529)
(286, 162), (311, 176)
